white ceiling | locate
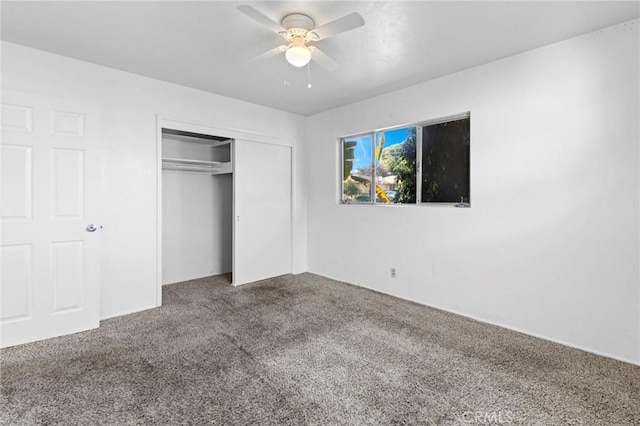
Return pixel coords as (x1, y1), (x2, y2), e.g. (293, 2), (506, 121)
(2, 1), (638, 116)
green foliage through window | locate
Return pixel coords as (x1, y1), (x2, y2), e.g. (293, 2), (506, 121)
(385, 129), (417, 203)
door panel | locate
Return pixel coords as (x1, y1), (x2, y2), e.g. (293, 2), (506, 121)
(233, 140), (291, 286)
(0, 145), (32, 220)
(0, 244), (32, 322)
(52, 148), (84, 218)
(51, 241), (84, 313)
(0, 90), (101, 347)
(0, 104), (32, 132)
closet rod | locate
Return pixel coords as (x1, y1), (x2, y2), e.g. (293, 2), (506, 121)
(162, 157), (223, 166)
(162, 163), (221, 172)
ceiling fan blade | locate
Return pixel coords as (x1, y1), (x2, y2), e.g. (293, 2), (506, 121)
(250, 46), (287, 63)
(237, 4), (285, 35)
(312, 12), (365, 40)
(311, 47), (340, 72)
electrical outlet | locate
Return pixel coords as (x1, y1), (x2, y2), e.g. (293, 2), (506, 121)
(390, 268), (396, 278)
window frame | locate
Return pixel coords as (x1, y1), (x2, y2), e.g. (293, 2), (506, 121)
(339, 112), (470, 207)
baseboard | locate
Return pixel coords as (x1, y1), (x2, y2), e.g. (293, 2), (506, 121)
(100, 304), (158, 322)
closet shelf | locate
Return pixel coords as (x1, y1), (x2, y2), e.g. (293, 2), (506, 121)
(162, 157), (223, 166)
(210, 140), (232, 148)
(162, 157), (231, 175)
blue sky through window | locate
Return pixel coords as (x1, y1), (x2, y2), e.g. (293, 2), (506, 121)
(351, 135), (372, 170)
(351, 127), (412, 170)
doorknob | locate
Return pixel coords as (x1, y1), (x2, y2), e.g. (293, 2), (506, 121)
(86, 224), (99, 232)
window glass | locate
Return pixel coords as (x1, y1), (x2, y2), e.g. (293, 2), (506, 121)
(342, 134), (373, 203)
(421, 117), (470, 203)
(375, 127), (417, 204)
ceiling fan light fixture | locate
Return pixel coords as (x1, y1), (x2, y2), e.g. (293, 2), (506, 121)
(285, 37), (311, 67)
(285, 46), (311, 67)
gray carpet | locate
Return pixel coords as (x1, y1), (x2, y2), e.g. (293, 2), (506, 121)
(1, 273), (638, 425)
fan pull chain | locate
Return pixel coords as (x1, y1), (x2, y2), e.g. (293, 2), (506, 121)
(307, 62), (312, 89)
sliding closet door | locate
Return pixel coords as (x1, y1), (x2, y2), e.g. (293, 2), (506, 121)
(233, 140), (291, 286)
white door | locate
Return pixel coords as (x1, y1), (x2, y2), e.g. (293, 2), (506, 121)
(0, 90), (101, 348)
(233, 140), (291, 285)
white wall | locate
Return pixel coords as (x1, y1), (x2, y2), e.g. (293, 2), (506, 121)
(1, 42), (307, 319)
(162, 135), (232, 284)
(304, 21), (639, 364)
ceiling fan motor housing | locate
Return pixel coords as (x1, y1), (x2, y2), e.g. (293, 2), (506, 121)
(280, 14), (319, 42)
(281, 13), (315, 31)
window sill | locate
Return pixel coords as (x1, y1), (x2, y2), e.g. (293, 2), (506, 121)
(339, 201), (471, 208)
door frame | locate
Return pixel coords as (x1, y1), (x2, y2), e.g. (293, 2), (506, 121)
(155, 116), (294, 306)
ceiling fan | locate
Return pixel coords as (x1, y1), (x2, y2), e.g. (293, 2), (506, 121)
(237, 4), (365, 72)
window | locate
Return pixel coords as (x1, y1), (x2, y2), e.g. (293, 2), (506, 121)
(340, 114), (470, 205)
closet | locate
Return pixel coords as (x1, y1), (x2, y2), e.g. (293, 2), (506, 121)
(157, 119), (292, 295)
(161, 129), (233, 285)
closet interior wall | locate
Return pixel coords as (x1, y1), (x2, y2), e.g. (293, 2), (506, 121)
(161, 131), (232, 285)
